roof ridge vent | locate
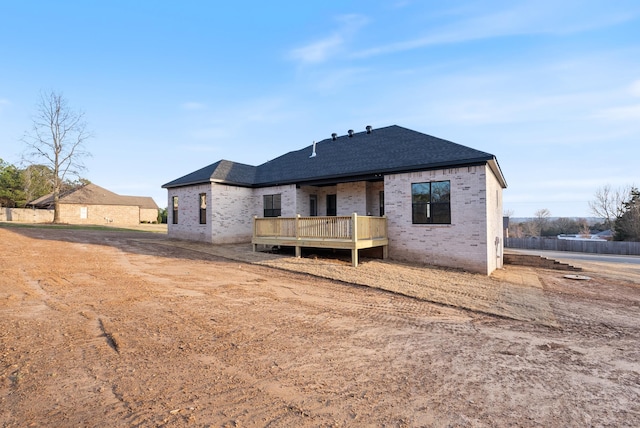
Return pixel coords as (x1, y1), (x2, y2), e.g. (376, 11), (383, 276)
(347, 129), (354, 137)
(366, 125), (372, 134)
(331, 133), (337, 141)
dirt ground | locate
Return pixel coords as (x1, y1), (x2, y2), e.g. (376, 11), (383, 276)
(1, 226), (639, 427)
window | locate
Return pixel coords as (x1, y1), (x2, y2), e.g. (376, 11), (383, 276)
(172, 196), (179, 224)
(263, 194), (281, 217)
(199, 193), (207, 224)
(411, 181), (451, 224)
(309, 195), (317, 216)
(379, 191), (385, 216)
(326, 194), (337, 216)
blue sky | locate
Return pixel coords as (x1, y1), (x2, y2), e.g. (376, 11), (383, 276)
(1, 0), (639, 217)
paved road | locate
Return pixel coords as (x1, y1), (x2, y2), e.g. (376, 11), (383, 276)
(507, 248), (640, 265)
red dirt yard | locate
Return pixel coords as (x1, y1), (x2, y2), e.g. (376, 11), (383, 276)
(1, 225), (639, 427)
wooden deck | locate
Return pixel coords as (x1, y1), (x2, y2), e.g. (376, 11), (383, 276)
(252, 214), (388, 267)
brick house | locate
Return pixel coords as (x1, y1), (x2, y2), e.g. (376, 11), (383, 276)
(162, 125), (507, 274)
(28, 183), (159, 225)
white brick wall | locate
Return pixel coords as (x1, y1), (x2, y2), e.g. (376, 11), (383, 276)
(366, 181), (384, 216)
(211, 184), (255, 243)
(252, 185), (298, 217)
(168, 183), (301, 243)
(384, 166), (499, 274)
(297, 185), (338, 216)
(336, 182), (367, 215)
(167, 184), (212, 242)
(485, 165), (505, 272)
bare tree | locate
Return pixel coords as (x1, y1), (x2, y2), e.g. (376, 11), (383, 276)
(588, 184), (629, 229)
(520, 220), (539, 237)
(531, 208), (551, 236)
(578, 219), (591, 238)
(22, 91), (91, 223)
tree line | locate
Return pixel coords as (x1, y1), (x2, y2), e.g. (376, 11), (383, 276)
(509, 185), (640, 242)
(0, 159), (89, 208)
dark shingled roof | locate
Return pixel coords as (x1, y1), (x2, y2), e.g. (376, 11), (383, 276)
(162, 125), (506, 189)
(162, 160), (257, 188)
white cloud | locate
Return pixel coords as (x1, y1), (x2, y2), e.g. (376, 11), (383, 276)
(352, 2), (640, 59)
(594, 104), (640, 121)
(630, 80), (640, 97)
(288, 14), (369, 65)
(289, 35), (344, 64)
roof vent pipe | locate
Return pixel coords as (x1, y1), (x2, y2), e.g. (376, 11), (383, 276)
(309, 141), (317, 158)
(366, 125), (372, 134)
(331, 133), (337, 141)
(348, 129), (354, 137)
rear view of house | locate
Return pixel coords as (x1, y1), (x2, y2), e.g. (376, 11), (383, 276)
(162, 125), (507, 274)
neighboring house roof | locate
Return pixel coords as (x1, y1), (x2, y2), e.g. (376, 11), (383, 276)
(163, 125), (507, 189)
(28, 183), (159, 209)
(595, 229), (613, 238)
(119, 196), (159, 210)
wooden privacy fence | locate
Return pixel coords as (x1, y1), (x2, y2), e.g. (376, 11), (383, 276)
(252, 214), (388, 267)
(505, 237), (640, 256)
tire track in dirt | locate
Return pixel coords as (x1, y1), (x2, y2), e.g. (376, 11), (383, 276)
(3, 243), (143, 424)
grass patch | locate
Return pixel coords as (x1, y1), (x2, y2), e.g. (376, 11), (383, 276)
(0, 222), (163, 233)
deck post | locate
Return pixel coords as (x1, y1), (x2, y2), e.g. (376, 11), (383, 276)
(252, 216), (258, 252)
(351, 212), (358, 267)
(295, 214), (301, 258)
(382, 215), (388, 259)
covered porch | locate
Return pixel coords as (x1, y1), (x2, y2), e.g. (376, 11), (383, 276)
(252, 213), (388, 267)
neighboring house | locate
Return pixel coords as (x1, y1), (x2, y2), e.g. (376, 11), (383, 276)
(28, 183), (159, 225)
(162, 125), (507, 274)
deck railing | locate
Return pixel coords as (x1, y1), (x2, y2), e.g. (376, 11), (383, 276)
(252, 214), (388, 266)
(254, 214), (387, 241)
